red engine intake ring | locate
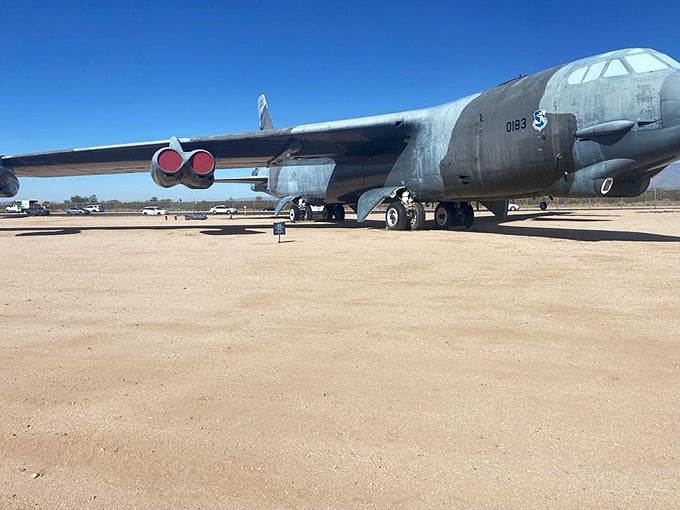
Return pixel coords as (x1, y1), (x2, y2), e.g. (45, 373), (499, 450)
(156, 148), (183, 173)
(189, 150), (215, 175)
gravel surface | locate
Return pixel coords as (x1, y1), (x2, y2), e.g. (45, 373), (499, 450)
(1, 209), (679, 509)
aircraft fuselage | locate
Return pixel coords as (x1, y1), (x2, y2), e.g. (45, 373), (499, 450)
(255, 48), (680, 211)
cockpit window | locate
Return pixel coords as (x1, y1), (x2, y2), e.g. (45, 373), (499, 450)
(567, 49), (675, 86)
(655, 53), (680, 69)
(567, 66), (587, 84)
(625, 53), (668, 73)
(602, 59), (628, 78)
(582, 61), (607, 83)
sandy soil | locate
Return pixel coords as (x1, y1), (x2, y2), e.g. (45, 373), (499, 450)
(1, 208), (679, 509)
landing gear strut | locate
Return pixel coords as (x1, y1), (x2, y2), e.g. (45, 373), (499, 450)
(434, 201), (474, 229)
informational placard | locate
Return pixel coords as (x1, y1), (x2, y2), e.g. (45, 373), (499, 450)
(273, 221), (286, 242)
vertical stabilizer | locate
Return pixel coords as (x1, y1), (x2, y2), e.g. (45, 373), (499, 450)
(257, 94), (273, 130)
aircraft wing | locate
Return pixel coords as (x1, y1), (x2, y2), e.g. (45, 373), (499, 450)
(2, 116), (411, 178)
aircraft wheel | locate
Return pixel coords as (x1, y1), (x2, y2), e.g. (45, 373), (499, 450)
(434, 202), (454, 229)
(385, 201), (409, 230)
(289, 205), (301, 222)
(321, 205), (334, 222)
(463, 202), (474, 229)
(334, 204), (345, 222)
(410, 202), (426, 230)
(539, 201), (548, 210)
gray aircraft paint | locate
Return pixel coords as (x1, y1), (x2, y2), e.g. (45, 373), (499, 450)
(442, 66), (571, 199)
(539, 49), (680, 197)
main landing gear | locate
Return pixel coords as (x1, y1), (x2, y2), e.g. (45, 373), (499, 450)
(321, 204), (345, 222)
(433, 201), (474, 229)
(384, 190), (426, 231)
(289, 199), (346, 223)
(289, 202), (312, 222)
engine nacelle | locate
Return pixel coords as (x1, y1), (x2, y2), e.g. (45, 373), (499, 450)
(150, 143), (215, 190)
(544, 173), (651, 198)
(0, 165), (20, 197)
(540, 159), (651, 198)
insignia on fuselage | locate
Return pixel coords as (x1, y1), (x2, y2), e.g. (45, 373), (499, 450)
(532, 109), (548, 131)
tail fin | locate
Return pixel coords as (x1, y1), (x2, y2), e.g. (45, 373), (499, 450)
(257, 94), (273, 130)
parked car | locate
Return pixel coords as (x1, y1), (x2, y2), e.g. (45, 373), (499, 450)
(141, 206), (168, 215)
(209, 205), (238, 215)
(66, 207), (90, 215)
(508, 202), (520, 211)
(5, 204), (21, 213)
(84, 204), (103, 213)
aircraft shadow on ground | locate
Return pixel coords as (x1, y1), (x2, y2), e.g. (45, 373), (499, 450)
(2, 212), (678, 242)
(471, 213), (680, 242)
(2, 224), (265, 237)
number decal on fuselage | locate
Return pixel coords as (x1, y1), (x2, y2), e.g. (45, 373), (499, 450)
(506, 118), (527, 133)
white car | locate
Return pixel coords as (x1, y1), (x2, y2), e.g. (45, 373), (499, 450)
(141, 206), (168, 215)
(84, 204), (103, 213)
(209, 205), (238, 215)
(508, 202), (520, 211)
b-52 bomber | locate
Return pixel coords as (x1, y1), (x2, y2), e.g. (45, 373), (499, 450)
(2, 47), (680, 230)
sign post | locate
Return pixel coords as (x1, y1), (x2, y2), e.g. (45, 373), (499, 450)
(273, 222), (286, 243)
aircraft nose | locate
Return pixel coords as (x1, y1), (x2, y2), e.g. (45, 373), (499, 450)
(661, 72), (680, 127)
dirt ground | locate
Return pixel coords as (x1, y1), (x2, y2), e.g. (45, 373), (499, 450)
(1, 208), (679, 509)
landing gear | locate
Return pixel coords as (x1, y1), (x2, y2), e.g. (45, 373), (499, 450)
(410, 202), (426, 230)
(463, 203), (474, 229)
(334, 204), (345, 222)
(289, 204), (301, 221)
(384, 190), (427, 231)
(434, 202), (455, 229)
(538, 195), (554, 210)
(289, 198), (314, 222)
(385, 202), (409, 230)
(320, 204), (346, 222)
(434, 201), (474, 229)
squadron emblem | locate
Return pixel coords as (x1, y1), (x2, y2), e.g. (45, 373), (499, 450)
(532, 109), (548, 131)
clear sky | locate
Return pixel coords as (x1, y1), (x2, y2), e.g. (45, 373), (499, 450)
(2, 0), (679, 202)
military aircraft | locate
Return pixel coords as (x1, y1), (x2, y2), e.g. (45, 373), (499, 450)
(2, 47), (679, 230)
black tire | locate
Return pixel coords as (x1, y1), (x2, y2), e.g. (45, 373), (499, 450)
(385, 201), (409, 230)
(289, 204), (301, 222)
(410, 202), (426, 230)
(539, 201), (548, 211)
(434, 202), (454, 229)
(321, 205), (334, 222)
(304, 205), (314, 221)
(333, 204), (345, 222)
(463, 202), (474, 229)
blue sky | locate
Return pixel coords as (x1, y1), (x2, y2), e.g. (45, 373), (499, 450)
(2, 0), (679, 202)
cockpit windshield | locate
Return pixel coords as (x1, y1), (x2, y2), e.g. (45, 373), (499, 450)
(566, 49), (679, 85)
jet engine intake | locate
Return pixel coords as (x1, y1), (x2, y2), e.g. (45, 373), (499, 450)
(150, 141), (215, 189)
(0, 165), (20, 197)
